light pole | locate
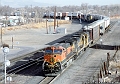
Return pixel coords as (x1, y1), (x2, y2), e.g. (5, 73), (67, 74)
(12, 35), (14, 49)
(109, 12), (110, 18)
(71, 12), (73, 23)
(3, 47), (9, 84)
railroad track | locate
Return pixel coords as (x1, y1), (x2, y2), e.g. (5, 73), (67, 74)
(0, 48), (44, 67)
(0, 57), (43, 83)
(0, 20), (117, 84)
(0, 49), (44, 83)
(39, 77), (55, 84)
(0, 51), (75, 84)
(7, 57), (43, 74)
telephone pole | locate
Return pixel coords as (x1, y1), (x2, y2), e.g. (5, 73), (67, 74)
(54, 6), (56, 33)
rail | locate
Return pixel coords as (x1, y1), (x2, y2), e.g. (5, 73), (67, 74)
(39, 77), (55, 84)
(0, 49), (44, 83)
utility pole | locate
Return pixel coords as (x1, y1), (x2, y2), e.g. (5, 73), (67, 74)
(1, 25), (2, 45)
(46, 19), (48, 34)
(5, 13), (7, 27)
(0, 0), (1, 6)
(54, 6), (56, 33)
(71, 12), (72, 22)
(12, 35), (14, 49)
(31, 5), (32, 18)
(0, 0), (2, 45)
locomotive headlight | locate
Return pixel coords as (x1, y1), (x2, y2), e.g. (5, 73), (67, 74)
(45, 62), (49, 65)
(46, 63), (48, 65)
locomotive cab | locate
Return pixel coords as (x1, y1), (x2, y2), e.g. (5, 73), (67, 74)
(43, 46), (66, 74)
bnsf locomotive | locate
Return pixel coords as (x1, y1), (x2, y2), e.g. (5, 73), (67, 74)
(42, 32), (90, 76)
(42, 15), (110, 76)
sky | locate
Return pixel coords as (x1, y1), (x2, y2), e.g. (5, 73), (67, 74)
(1, 0), (120, 7)
(39, 0), (120, 6)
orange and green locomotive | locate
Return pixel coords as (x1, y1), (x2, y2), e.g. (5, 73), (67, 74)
(42, 32), (90, 76)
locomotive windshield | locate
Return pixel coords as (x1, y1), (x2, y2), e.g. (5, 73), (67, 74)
(54, 49), (62, 54)
(45, 49), (62, 54)
(45, 50), (53, 53)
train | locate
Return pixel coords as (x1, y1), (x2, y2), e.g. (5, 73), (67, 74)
(43, 12), (80, 20)
(43, 12), (106, 23)
(42, 15), (110, 76)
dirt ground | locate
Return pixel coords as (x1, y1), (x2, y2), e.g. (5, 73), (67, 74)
(0, 20), (82, 63)
(0, 20), (71, 34)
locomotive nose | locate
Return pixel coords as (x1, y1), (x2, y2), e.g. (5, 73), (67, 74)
(50, 56), (55, 63)
(49, 55), (57, 63)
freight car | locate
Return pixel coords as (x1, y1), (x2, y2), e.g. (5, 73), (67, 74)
(83, 16), (110, 36)
(67, 12), (81, 20)
(42, 16), (110, 76)
(43, 12), (81, 20)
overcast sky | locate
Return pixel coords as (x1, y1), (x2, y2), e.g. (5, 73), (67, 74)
(1, 0), (120, 7)
(39, 0), (120, 6)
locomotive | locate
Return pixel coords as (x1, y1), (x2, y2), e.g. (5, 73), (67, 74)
(42, 15), (110, 76)
(42, 32), (90, 76)
(80, 14), (105, 23)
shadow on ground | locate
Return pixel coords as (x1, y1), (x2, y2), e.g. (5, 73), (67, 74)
(90, 44), (120, 50)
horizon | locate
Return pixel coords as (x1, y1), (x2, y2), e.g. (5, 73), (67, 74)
(1, 0), (120, 8)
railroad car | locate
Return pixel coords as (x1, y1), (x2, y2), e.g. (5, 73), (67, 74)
(57, 12), (62, 19)
(67, 12), (80, 20)
(104, 17), (110, 30)
(81, 14), (87, 21)
(42, 15), (110, 76)
(83, 16), (110, 36)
